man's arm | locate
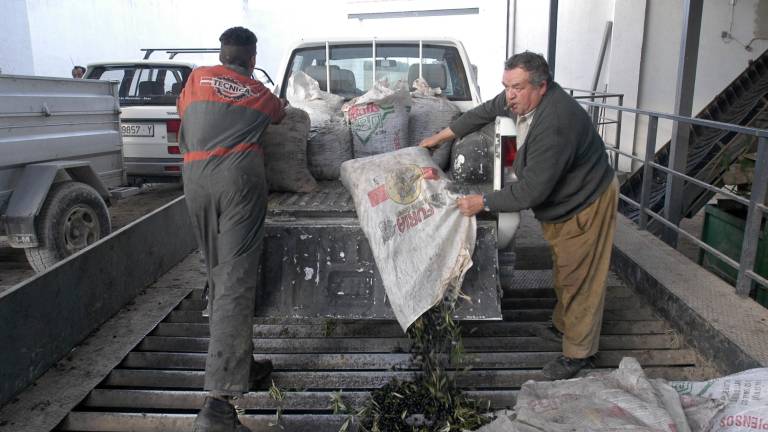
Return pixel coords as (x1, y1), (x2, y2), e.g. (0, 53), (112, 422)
(419, 127), (456, 149)
(418, 90), (508, 149)
(449, 90), (508, 138)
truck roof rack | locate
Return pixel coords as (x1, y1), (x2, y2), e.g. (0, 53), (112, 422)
(140, 48), (220, 60)
(139, 48), (274, 85)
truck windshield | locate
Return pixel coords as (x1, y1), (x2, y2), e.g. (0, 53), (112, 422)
(86, 65), (191, 106)
(283, 43), (471, 101)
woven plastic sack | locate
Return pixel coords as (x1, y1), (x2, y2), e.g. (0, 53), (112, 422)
(408, 78), (461, 170)
(344, 82), (411, 158)
(261, 107), (318, 192)
(451, 122), (495, 184)
(286, 72), (352, 180)
(340, 146), (475, 330)
(510, 357), (722, 432)
(670, 368), (768, 432)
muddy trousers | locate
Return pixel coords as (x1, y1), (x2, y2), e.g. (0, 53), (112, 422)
(541, 177), (619, 359)
(183, 163), (267, 395)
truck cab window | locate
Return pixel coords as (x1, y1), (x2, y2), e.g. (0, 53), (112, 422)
(283, 43), (471, 102)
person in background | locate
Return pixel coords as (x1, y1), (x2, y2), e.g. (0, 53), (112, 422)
(71, 66), (85, 79)
(177, 26), (286, 431)
(420, 51), (618, 381)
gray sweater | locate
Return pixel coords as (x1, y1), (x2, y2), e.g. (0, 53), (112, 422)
(449, 81), (614, 223)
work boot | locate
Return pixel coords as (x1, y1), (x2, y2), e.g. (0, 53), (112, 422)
(249, 358), (273, 389)
(193, 397), (251, 432)
(542, 355), (592, 380)
(530, 323), (564, 343)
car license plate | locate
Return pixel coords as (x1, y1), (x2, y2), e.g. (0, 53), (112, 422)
(121, 123), (155, 137)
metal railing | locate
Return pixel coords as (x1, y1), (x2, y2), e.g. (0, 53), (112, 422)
(565, 88), (624, 170)
(576, 99), (768, 296)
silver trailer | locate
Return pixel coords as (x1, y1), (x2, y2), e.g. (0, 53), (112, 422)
(0, 74), (124, 272)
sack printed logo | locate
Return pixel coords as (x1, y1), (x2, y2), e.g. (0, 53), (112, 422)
(386, 165), (423, 205)
(200, 76), (252, 101)
(348, 103), (394, 144)
(368, 165), (439, 207)
(368, 165), (441, 242)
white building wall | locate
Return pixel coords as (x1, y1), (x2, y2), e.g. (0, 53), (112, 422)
(23, 0), (246, 77)
(511, 0), (550, 57)
(553, 0), (615, 90)
(4, 0), (509, 100)
(604, 0), (647, 171)
(0, 0), (34, 75)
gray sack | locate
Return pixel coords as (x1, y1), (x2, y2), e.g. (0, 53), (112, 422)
(287, 71), (352, 180)
(450, 121), (495, 184)
(408, 93), (460, 170)
(261, 107), (319, 193)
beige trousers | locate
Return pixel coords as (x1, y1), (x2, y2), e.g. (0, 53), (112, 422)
(541, 177), (619, 358)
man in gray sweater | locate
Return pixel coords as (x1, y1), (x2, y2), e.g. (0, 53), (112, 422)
(420, 51), (618, 380)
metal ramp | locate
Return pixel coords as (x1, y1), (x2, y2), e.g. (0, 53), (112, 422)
(620, 49), (768, 226)
(56, 213), (715, 432)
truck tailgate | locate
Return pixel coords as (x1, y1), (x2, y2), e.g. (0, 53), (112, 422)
(264, 181), (502, 320)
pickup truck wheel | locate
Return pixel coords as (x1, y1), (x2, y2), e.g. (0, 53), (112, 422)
(24, 181), (111, 272)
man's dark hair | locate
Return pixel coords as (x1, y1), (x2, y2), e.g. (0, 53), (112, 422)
(504, 51), (551, 87)
(72, 65), (85, 73)
(219, 26), (258, 68)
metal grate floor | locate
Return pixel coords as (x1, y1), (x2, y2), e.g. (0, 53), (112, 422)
(56, 246), (716, 432)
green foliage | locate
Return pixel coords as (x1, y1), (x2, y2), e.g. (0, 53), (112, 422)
(268, 380), (285, 429)
(335, 300), (490, 431)
(324, 319), (338, 337)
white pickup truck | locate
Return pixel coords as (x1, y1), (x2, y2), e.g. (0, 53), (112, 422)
(262, 37), (520, 320)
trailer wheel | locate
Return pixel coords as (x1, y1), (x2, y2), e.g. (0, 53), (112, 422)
(25, 181), (111, 272)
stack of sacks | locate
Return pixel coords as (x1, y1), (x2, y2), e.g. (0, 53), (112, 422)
(286, 71), (352, 180)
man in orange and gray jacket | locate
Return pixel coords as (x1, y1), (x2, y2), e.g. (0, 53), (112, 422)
(177, 26), (285, 431)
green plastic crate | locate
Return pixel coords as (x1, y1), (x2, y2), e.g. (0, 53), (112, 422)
(699, 203), (768, 307)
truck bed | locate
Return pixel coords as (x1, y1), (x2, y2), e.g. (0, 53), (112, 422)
(267, 181), (493, 218)
(268, 181), (355, 218)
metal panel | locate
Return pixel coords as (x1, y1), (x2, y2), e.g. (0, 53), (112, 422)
(2, 163), (60, 245)
(136, 332), (677, 354)
(0, 74), (123, 215)
(257, 218), (501, 320)
(0, 196), (196, 407)
(121, 349), (696, 372)
(663, 0), (704, 246)
(153, 318), (673, 338)
(103, 367), (706, 391)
